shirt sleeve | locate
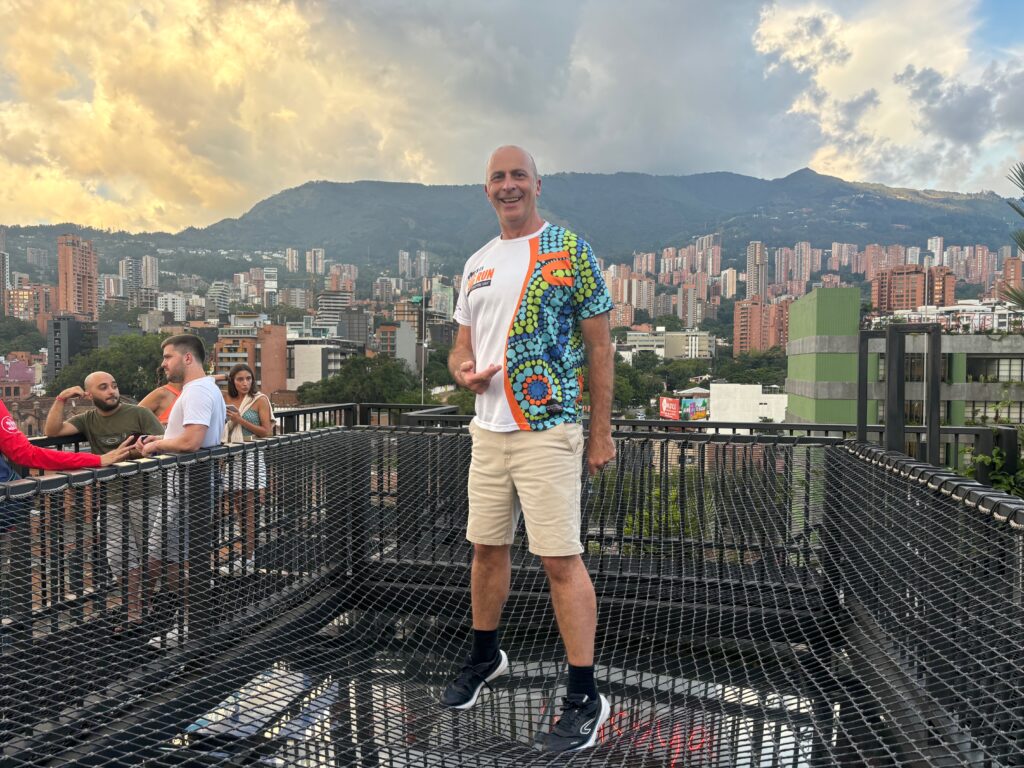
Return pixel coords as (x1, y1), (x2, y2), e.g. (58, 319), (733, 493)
(573, 240), (613, 319)
(68, 413), (88, 433)
(0, 401), (101, 470)
(182, 385), (216, 428)
(452, 266), (472, 326)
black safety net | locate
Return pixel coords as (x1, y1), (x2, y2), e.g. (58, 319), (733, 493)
(1, 426), (1023, 766)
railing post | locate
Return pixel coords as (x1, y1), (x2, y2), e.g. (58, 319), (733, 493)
(884, 325), (906, 453)
(857, 330), (870, 443)
(925, 326), (942, 466)
(993, 425), (1019, 481)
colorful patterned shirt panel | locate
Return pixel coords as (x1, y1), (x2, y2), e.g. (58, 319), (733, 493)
(454, 223), (612, 432)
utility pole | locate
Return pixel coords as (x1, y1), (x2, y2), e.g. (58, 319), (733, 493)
(420, 283), (429, 404)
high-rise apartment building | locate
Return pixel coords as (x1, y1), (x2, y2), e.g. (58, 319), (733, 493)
(315, 290), (354, 327)
(6, 283), (56, 335)
(119, 257), (141, 292)
(871, 265), (926, 312)
(734, 296), (764, 356)
(285, 248), (300, 273)
(0, 250), (11, 292)
(398, 250), (411, 278)
(1003, 258), (1023, 293)
(262, 267), (278, 306)
(142, 255), (160, 289)
(416, 250), (429, 280)
(734, 296), (791, 356)
(633, 252), (656, 275)
(694, 233), (722, 276)
(793, 242), (812, 282)
(745, 241), (768, 299)
(305, 248), (326, 275)
(57, 235), (98, 321)
(927, 236), (945, 268)
(26, 247), (49, 268)
(720, 268), (738, 299)
(927, 266), (956, 307)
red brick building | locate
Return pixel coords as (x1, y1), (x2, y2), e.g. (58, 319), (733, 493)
(871, 265), (926, 312)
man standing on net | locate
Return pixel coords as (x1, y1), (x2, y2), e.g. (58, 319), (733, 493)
(441, 145), (615, 753)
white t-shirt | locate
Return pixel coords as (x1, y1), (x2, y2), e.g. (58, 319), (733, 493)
(165, 376), (227, 449)
(453, 222), (612, 432)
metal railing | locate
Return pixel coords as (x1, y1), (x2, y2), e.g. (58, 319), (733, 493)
(1, 409), (1022, 765)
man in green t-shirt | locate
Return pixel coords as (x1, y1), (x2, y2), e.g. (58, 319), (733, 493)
(45, 371), (165, 625)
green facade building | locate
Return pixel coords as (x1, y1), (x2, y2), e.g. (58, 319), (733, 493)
(786, 287), (1024, 426)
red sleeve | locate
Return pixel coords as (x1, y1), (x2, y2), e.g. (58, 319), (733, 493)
(0, 400), (101, 470)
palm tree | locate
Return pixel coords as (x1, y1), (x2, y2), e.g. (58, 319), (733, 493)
(1001, 162), (1024, 309)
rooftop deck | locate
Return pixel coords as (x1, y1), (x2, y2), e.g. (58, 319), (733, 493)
(1, 406), (1023, 766)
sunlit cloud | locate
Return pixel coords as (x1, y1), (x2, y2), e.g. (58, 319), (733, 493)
(0, 0), (1022, 233)
(755, 0), (1024, 194)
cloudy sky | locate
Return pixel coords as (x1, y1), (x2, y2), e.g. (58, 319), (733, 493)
(1, 0), (1023, 232)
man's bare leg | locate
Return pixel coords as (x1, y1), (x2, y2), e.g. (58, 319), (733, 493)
(471, 543), (511, 630)
(541, 554), (596, 665)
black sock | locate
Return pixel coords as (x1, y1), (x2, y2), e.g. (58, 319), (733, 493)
(567, 664), (598, 700)
(470, 628), (499, 664)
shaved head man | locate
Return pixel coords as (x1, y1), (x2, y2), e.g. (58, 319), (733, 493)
(46, 369), (165, 624)
(83, 371), (122, 412)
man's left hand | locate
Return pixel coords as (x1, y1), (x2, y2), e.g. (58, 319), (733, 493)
(586, 432), (615, 476)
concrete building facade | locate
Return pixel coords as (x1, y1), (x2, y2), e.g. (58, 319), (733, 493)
(786, 287), (1024, 426)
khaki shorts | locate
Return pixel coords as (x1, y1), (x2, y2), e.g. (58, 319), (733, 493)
(466, 421), (584, 557)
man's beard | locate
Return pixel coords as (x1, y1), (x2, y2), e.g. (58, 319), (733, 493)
(92, 396), (120, 413)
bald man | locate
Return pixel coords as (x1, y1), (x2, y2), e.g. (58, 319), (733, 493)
(47, 371), (164, 623)
(441, 145), (615, 752)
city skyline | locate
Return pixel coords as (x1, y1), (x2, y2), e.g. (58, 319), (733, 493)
(1, 0), (1023, 234)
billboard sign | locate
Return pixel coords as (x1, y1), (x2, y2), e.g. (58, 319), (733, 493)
(659, 397), (680, 420)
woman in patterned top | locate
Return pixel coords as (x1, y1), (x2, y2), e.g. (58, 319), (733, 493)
(220, 364), (274, 574)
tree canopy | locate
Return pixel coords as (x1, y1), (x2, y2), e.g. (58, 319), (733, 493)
(714, 348), (787, 387)
(0, 317), (45, 356)
(297, 355), (420, 404)
(47, 333), (166, 401)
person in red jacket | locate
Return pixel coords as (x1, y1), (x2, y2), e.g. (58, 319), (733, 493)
(0, 399), (132, 474)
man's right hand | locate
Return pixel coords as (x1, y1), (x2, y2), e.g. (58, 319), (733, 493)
(457, 361), (501, 394)
(58, 386), (87, 402)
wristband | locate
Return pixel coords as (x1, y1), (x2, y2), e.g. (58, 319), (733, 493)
(56, 396), (67, 403)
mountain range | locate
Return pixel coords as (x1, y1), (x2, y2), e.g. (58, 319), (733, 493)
(5, 168), (1019, 276)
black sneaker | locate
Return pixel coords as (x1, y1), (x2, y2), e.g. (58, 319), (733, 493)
(539, 693), (610, 752)
(440, 650), (509, 709)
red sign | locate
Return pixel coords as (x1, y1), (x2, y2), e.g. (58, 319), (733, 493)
(659, 397), (680, 420)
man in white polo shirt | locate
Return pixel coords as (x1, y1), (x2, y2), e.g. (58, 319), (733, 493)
(439, 145), (615, 753)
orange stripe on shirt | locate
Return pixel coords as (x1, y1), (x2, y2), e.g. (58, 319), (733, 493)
(502, 236), (542, 430)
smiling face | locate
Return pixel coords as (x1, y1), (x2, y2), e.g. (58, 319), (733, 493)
(484, 145), (543, 239)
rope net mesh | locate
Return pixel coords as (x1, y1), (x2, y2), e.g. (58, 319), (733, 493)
(0, 426), (1022, 766)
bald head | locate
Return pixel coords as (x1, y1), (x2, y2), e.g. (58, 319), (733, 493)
(84, 371), (112, 390)
(84, 371), (122, 413)
(486, 145), (538, 181)
(484, 145), (544, 239)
